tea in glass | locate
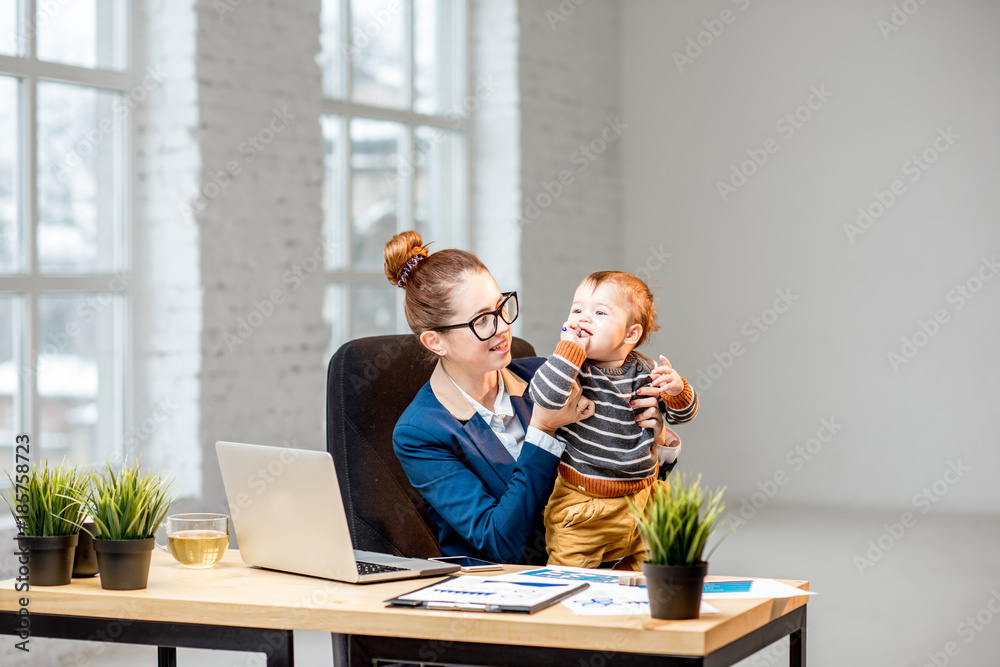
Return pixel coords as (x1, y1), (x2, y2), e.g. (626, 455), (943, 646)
(156, 514), (230, 569)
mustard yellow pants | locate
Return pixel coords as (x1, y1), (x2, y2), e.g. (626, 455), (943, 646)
(543, 475), (670, 571)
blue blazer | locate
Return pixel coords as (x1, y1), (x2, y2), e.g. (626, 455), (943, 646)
(392, 357), (558, 564)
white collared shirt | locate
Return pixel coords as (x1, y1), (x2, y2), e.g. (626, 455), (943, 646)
(448, 371), (566, 460)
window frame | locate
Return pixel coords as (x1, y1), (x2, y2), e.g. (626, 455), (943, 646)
(0, 0), (138, 491)
(321, 0), (471, 354)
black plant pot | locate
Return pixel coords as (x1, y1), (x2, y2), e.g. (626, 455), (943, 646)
(642, 560), (708, 620)
(93, 538), (155, 590)
(16, 534), (79, 586)
(72, 522), (100, 577)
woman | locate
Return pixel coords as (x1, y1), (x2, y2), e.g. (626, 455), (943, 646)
(385, 231), (679, 565)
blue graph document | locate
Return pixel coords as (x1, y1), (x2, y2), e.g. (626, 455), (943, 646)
(703, 580), (754, 594)
(701, 579), (815, 600)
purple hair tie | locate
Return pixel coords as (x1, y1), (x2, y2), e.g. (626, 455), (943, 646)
(396, 255), (426, 287)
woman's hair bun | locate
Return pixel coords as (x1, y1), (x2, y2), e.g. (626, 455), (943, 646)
(384, 230), (430, 287)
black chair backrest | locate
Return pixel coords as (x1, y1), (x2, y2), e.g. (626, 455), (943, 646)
(326, 334), (536, 558)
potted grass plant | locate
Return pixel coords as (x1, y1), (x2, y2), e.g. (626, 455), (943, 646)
(629, 473), (728, 620)
(2, 461), (89, 586)
(85, 460), (174, 590)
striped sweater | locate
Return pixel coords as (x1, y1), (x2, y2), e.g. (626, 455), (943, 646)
(528, 340), (699, 497)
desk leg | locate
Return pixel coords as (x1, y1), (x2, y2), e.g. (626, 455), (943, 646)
(332, 633), (349, 667)
(158, 646), (178, 667)
(790, 606), (806, 667)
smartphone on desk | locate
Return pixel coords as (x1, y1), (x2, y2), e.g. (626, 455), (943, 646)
(428, 556), (503, 572)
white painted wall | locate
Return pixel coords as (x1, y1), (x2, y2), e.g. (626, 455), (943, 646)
(620, 0), (1000, 514)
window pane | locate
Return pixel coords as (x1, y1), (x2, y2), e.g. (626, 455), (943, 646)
(351, 0), (404, 108)
(414, 125), (462, 248)
(0, 76), (18, 273)
(318, 0), (343, 98)
(0, 0), (19, 56)
(414, 0), (462, 115)
(37, 0), (124, 71)
(323, 283), (346, 361)
(322, 115), (347, 270)
(37, 81), (124, 274)
(0, 295), (20, 467)
(351, 118), (400, 270)
(38, 293), (121, 464)
(351, 284), (395, 339)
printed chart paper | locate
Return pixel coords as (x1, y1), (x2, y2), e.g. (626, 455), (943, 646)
(562, 583), (721, 616)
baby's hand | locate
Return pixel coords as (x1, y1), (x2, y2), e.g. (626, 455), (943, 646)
(561, 321), (591, 351)
(650, 355), (685, 397)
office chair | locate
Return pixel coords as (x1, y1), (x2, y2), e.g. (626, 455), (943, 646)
(325, 333), (537, 559)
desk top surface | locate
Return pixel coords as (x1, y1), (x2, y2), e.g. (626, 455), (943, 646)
(0, 550), (808, 656)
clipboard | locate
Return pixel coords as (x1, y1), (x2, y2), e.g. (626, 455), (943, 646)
(385, 576), (590, 614)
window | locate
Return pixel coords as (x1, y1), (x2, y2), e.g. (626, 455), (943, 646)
(318, 0), (468, 359)
(0, 0), (133, 472)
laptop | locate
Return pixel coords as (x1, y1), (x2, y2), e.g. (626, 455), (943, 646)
(215, 441), (460, 584)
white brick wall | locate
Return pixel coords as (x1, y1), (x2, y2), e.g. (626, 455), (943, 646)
(132, 0), (202, 496)
(189, 0), (327, 515)
(472, 0), (522, 300)
(109, 0), (328, 516)
(515, 0), (624, 354)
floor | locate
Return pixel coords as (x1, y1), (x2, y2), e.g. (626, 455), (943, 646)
(7, 505), (999, 666)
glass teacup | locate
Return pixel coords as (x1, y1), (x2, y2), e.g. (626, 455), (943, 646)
(155, 513), (230, 569)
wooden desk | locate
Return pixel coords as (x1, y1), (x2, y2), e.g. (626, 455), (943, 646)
(0, 550), (808, 666)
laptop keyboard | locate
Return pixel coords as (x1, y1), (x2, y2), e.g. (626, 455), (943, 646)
(356, 560), (408, 575)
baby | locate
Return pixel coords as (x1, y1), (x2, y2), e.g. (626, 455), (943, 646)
(528, 271), (699, 570)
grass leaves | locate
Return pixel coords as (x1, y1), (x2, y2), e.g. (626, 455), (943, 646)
(85, 460), (174, 540)
(629, 473), (728, 566)
(2, 461), (89, 537)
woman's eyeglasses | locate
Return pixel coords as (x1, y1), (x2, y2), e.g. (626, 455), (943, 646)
(432, 292), (518, 341)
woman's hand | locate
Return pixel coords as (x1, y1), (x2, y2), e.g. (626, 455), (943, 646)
(631, 387), (668, 445)
(530, 381), (596, 436)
